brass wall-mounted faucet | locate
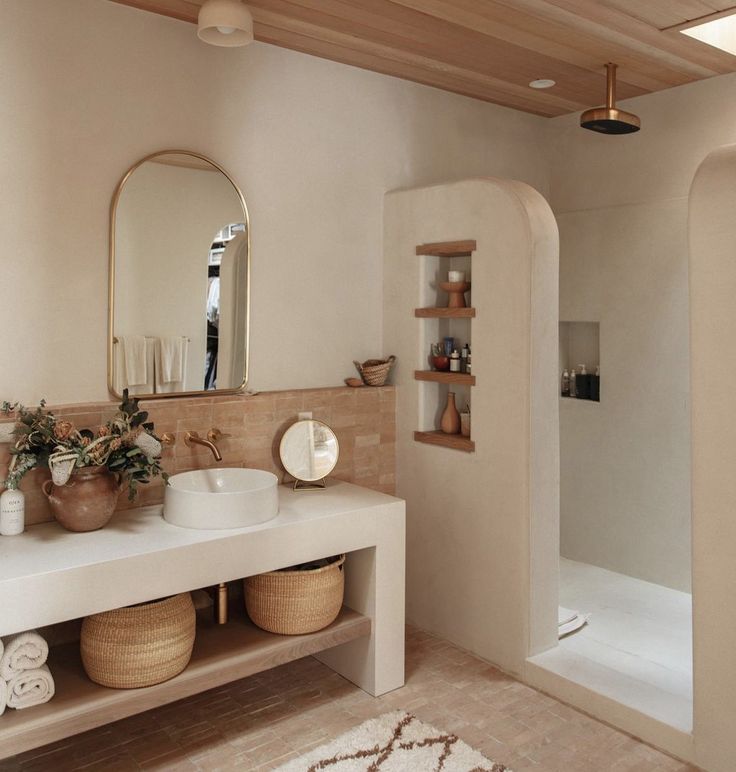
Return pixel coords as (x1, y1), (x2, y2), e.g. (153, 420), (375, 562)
(184, 429), (223, 461)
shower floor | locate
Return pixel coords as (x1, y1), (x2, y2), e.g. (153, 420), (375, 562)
(554, 557), (692, 730)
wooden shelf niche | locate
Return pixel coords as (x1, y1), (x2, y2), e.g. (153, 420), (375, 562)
(414, 239), (476, 452)
(414, 307), (475, 318)
(414, 431), (475, 453)
(414, 370), (475, 386)
(416, 240), (476, 257)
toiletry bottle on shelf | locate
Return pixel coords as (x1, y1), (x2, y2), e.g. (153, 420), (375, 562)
(0, 485), (25, 536)
(561, 369), (570, 397)
(450, 349), (461, 372)
(569, 368), (577, 398)
(461, 343), (469, 373)
(591, 365), (601, 402)
(443, 337), (454, 357)
(460, 409), (471, 438)
(466, 349), (472, 375)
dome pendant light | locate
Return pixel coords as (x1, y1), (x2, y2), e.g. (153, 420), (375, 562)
(197, 0), (254, 47)
(580, 63), (640, 134)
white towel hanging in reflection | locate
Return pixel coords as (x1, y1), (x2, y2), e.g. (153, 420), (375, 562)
(113, 337), (154, 395)
(154, 336), (189, 393)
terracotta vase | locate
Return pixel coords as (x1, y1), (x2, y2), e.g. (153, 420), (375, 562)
(440, 392), (461, 434)
(42, 466), (121, 532)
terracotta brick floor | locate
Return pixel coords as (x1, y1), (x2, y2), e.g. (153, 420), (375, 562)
(0, 626), (698, 771)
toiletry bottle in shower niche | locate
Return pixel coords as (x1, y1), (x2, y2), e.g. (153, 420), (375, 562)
(450, 349), (461, 372)
(561, 369), (570, 397)
(577, 364), (590, 400)
(569, 368), (577, 398)
(0, 485), (25, 536)
(461, 343), (469, 373)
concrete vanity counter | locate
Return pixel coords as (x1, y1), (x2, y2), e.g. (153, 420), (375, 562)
(0, 481), (405, 758)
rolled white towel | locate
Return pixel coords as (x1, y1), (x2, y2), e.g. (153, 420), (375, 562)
(0, 678), (7, 716)
(0, 631), (48, 680)
(7, 665), (55, 709)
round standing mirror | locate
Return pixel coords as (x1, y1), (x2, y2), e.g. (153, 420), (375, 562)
(279, 420), (339, 490)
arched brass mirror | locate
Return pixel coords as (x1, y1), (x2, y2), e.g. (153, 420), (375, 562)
(108, 150), (249, 399)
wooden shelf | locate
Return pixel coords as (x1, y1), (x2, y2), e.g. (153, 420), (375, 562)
(415, 370), (475, 386)
(414, 307), (475, 318)
(0, 607), (370, 760)
(414, 431), (475, 452)
(415, 240), (476, 257)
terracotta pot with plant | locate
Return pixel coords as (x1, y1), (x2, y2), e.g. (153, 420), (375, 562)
(1, 391), (168, 532)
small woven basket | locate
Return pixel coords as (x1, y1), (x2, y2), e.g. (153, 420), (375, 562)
(353, 355), (396, 386)
(80, 593), (196, 689)
(244, 555), (346, 635)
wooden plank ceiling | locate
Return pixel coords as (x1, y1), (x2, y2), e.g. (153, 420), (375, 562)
(110, 0), (736, 116)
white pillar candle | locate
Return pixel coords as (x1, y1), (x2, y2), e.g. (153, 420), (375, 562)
(448, 270), (465, 283)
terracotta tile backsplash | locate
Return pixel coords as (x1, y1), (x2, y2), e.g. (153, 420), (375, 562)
(0, 387), (396, 527)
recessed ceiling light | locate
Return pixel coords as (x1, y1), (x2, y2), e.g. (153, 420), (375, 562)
(529, 78), (556, 89)
(681, 13), (736, 56)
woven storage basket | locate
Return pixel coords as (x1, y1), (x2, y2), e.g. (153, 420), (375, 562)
(80, 592), (196, 689)
(244, 555), (346, 635)
(353, 355), (396, 386)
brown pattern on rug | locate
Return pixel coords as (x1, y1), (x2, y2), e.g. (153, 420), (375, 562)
(276, 711), (511, 772)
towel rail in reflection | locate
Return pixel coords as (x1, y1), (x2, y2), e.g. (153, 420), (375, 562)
(113, 336), (191, 343)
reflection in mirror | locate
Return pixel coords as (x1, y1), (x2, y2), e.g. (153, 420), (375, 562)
(110, 151), (249, 399)
(279, 420), (340, 490)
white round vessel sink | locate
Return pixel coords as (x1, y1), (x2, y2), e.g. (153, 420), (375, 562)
(163, 468), (279, 529)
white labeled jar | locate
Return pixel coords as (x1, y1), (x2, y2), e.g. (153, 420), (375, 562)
(1, 487), (25, 535)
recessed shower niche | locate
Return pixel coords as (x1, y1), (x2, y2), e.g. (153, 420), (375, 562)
(559, 321), (600, 401)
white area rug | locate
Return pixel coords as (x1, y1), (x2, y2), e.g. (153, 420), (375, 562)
(275, 710), (511, 771)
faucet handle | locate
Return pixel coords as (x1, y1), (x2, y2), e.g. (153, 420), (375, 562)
(160, 432), (176, 447)
(207, 428), (228, 442)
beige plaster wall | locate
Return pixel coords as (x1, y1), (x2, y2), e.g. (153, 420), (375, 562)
(0, 0), (548, 406)
(546, 78), (723, 591)
(548, 70), (736, 768)
(689, 145), (736, 772)
(384, 179), (559, 675)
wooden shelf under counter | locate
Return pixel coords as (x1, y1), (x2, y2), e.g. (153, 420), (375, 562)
(0, 608), (370, 760)
(414, 431), (475, 453)
(414, 307), (475, 318)
(414, 370), (475, 386)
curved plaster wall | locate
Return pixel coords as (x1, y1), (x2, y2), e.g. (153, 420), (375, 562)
(689, 145), (736, 772)
(383, 178), (559, 674)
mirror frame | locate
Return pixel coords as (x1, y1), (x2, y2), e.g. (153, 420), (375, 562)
(108, 150), (250, 400)
(279, 419), (340, 488)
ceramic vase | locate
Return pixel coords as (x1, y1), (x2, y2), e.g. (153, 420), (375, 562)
(42, 466), (121, 532)
(440, 392), (461, 434)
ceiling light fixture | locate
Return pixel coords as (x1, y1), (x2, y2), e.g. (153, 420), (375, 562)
(580, 62), (640, 135)
(529, 78), (556, 89)
(197, 0), (254, 47)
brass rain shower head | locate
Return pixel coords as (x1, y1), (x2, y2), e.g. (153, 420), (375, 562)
(580, 63), (641, 135)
